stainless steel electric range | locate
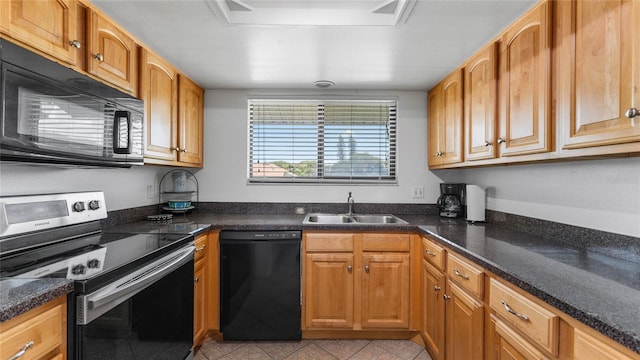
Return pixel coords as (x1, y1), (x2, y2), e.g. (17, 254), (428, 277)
(0, 191), (195, 360)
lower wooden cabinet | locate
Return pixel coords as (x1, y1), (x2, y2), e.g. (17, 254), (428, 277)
(193, 232), (210, 347)
(0, 296), (66, 360)
(445, 281), (484, 360)
(303, 232), (413, 332)
(490, 315), (550, 360)
(421, 259), (446, 360)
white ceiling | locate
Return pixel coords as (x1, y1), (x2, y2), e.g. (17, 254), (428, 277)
(91, 0), (536, 91)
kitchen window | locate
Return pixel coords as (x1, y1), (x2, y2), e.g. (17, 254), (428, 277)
(248, 98), (397, 184)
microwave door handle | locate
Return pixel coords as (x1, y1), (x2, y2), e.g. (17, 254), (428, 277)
(113, 110), (132, 154)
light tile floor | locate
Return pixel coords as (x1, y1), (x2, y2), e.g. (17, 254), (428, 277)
(195, 338), (433, 360)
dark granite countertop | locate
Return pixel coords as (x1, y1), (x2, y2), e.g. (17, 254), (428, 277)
(0, 278), (73, 322)
(3, 210), (638, 355)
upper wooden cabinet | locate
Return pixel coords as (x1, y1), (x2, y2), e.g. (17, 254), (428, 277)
(556, 0), (640, 149)
(178, 75), (205, 167)
(498, 0), (552, 157)
(464, 42), (498, 161)
(140, 48), (179, 163)
(87, 10), (138, 95)
(428, 69), (464, 168)
(0, 0), (81, 66)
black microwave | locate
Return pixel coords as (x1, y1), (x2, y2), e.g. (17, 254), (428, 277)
(0, 39), (144, 167)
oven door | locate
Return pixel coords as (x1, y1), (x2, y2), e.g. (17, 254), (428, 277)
(75, 246), (194, 360)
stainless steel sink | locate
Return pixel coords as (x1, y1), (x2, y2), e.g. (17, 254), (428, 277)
(303, 213), (408, 225)
(350, 214), (409, 224)
(304, 214), (353, 224)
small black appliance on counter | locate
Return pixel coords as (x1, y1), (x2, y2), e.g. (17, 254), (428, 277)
(437, 183), (466, 218)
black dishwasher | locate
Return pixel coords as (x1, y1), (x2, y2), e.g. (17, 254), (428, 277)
(220, 230), (302, 340)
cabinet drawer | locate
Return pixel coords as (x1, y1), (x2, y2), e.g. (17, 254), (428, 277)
(489, 278), (559, 356)
(446, 252), (484, 298)
(305, 233), (354, 252)
(492, 314), (550, 360)
(422, 236), (445, 270)
(574, 328), (635, 360)
(0, 298), (64, 360)
(362, 233), (410, 252)
(194, 234), (208, 263)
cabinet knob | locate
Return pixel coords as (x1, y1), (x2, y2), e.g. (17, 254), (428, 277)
(347, 265), (353, 273)
(7, 341), (34, 360)
(180, 147), (187, 153)
(484, 141), (492, 147)
(497, 137), (506, 144)
(435, 151), (444, 157)
(625, 107), (640, 118)
(194, 277), (199, 283)
(443, 294), (451, 301)
(434, 285), (441, 292)
(69, 40), (81, 49)
(93, 53), (104, 61)
(174, 147), (181, 152)
(364, 265), (370, 273)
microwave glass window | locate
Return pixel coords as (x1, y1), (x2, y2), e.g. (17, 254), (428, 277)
(17, 87), (106, 149)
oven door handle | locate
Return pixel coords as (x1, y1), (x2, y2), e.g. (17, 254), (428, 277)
(77, 245), (194, 325)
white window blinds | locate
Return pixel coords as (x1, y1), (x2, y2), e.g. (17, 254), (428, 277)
(249, 99), (397, 183)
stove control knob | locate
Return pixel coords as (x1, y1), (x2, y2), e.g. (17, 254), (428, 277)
(73, 201), (86, 212)
(87, 259), (101, 269)
(88, 200), (101, 210)
(71, 264), (87, 275)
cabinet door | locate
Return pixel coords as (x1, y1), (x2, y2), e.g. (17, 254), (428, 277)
(557, 0), (640, 149)
(87, 11), (138, 94)
(499, 0), (552, 156)
(177, 75), (204, 167)
(428, 85), (443, 167)
(361, 252), (410, 329)
(464, 42), (498, 161)
(193, 258), (207, 347)
(445, 281), (484, 360)
(489, 315), (550, 360)
(140, 49), (178, 163)
(422, 260), (445, 360)
(305, 253), (354, 329)
(574, 328), (635, 360)
(0, 0), (80, 65)
(440, 70), (464, 165)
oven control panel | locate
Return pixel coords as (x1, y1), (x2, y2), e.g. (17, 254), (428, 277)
(0, 191), (107, 238)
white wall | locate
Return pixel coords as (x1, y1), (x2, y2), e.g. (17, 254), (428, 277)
(435, 158), (640, 237)
(197, 89), (442, 204)
(0, 162), (167, 211)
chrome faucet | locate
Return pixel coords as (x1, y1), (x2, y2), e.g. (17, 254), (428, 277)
(347, 192), (355, 215)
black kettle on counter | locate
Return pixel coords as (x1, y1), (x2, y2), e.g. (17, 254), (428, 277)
(437, 183), (466, 218)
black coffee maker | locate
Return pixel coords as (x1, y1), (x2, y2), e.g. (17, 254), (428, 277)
(437, 183), (466, 218)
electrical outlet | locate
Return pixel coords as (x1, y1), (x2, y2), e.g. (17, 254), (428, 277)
(412, 186), (424, 199)
(146, 185), (154, 199)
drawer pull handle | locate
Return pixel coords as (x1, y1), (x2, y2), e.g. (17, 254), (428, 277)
(195, 245), (206, 252)
(501, 300), (529, 321)
(425, 249), (436, 257)
(347, 265), (353, 273)
(453, 269), (469, 280)
(7, 341), (34, 360)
